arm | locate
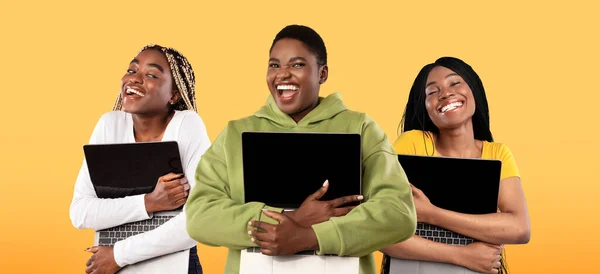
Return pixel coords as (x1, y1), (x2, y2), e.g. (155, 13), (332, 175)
(421, 176), (531, 244)
(382, 235), (504, 273)
(311, 115), (417, 257)
(112, 112), (212, 267)
(382, 235), (460, 264)
(185, 125), (280, 250)
(69, 115), (151, 231)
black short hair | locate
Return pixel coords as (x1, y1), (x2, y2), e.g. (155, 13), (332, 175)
(270, 25), (327, 66)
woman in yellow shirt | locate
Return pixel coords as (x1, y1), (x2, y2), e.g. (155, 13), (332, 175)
(381, 57), (530, 274)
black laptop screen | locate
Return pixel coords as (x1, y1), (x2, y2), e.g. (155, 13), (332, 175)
(242, 132), (362, 209)
(398, 154), (502, 214)
(84, 141), (183, 199)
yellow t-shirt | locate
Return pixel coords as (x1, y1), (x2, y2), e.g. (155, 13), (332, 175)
(393, 130), (520, 181)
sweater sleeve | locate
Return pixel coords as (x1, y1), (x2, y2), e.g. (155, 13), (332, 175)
(185, 124), (282, 250)
(311, 114), (417, 256)
(69, 114), (151, 231)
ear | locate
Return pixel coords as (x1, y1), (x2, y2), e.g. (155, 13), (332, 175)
(169, 90), (181, 105)
(319, 65), (328, 84)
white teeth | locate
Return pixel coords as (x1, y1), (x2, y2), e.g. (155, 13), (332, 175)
(276, 85), (299, 91)
(441, 102), (463, 113)
(126, 88), (144, 97)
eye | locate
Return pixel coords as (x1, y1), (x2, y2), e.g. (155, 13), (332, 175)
(426, 90), (439, 96)
(126, 69), (136, 74)
(269, 63), (280, 68)
(450, 81), (461, 86)
(146, 74), (158, 79)
(292, 63), (306, 68)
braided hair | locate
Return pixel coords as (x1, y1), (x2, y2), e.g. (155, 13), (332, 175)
(113, 44), (197, 112)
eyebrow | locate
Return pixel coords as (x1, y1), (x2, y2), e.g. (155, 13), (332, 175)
(268, 57), (308, 63)
(129, 58), (165, 73)
(425, 73), (460, 88)
(289, 57), (307, 62)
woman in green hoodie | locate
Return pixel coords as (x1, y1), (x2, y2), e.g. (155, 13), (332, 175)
(185, 24), (417, 274)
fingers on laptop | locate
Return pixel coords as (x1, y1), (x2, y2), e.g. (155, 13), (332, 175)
(307, 180), (330, 200)
(248, 221), (275, 234)
(332, 206), (357, 217)
(329, 194), (363, 208)
(160, 172), (185, 182)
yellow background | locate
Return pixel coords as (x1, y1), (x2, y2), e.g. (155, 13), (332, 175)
(0, 0), (597, 273)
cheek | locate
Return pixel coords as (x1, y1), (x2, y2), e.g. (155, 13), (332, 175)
(121, 75), (130, 86)
(266, 71), (275, 84)
(425, 99), (436, 115)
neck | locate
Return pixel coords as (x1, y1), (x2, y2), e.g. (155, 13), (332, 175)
(434, 121), (482, 158)
(131, 110), (175, 142)
(289, 98), (319, 123)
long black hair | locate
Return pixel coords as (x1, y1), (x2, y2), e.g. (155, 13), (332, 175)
(399, 57), (493, 143)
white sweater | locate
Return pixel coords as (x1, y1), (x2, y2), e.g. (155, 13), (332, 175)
(70, 110), (211, 272)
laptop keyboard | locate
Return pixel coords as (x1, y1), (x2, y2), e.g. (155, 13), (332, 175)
(416, 222), (474, 246)
(97, 215), (174, 246)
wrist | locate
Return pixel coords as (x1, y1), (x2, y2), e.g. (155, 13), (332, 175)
(282, 210), (296, 221)
(448, 245), (465, 266)
(144, 194), (156, 214)
(424, 205), (440, 225)
(301, 227), (319, 251)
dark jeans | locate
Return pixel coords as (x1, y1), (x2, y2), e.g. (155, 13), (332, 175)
(188, 246), (202, 274)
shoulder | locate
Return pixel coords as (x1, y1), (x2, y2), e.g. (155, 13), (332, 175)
(483, 141), (520, 180)
(396, 130), (428, 143)
(392, 130), (430, 154)
(338, 110), (375, 131)
(176, 110), (206, 128)
(94, 111), (131, 132)
(340, 109), (368, 120)
(173, 110), (210, 141)
(483, 141), (515, 161)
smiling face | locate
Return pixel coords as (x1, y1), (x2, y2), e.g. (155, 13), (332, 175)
(424, 66), (476, 130)
(266, 38), (327, 122)
(120, 49), (179, 115)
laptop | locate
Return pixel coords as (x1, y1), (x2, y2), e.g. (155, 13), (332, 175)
(83, 141), (184, 247)
(385, 154), (502, 274)
(239, 131), (363, 274)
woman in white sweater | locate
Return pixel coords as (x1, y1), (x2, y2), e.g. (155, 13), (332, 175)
(70, 44), (211, 274)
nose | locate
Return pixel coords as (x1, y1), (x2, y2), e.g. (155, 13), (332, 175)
(439, 88), (455, 101)
(126, 72), (143, 85)
(275, 66), (292, 81)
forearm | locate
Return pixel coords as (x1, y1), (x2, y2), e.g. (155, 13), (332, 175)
(112, 213), (196, 267)
(428, 208), (529, 244)
(312, 197), (416, 257)
(70, 194), (151, 231)
(381, 235), (460, 265)
(186, 193), (282, 250)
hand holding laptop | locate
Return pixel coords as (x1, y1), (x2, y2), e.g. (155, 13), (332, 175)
(143, 172), (189, 213)
(409, 184), (435, 223)
(248, 209), (319, 256)
(246, 179), (362, 256)
(286, 179), (363, 228)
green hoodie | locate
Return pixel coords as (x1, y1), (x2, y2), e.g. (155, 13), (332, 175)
(186, 92), (416, 274)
